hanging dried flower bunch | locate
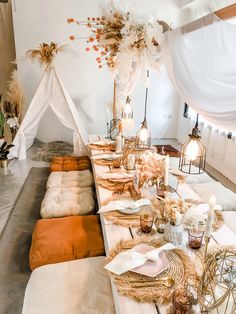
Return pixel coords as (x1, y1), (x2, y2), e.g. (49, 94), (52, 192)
(68, 7), (170, 70)
(26, 42), (66, 66)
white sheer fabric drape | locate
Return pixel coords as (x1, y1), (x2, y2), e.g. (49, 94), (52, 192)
(163, 13), (236, 131)
(9, 67), (88, 160)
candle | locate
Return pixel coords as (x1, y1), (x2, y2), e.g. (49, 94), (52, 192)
(164, 155), (169, 187)
(205, 195), (216, 237)
(106, 109), (110, 125)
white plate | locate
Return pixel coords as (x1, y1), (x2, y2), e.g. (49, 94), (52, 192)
(118, 207), (141, 215)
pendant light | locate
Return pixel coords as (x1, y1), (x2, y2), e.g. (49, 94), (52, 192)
(179, 114), (206, 174)
(122, 96), (133, 119)
(135, 70), (151, 150)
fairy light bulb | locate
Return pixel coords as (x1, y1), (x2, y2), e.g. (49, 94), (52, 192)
(122, 96), (133, 119)
(139, 126), (149, 142)
(124, 102), (132, 115)
(185, 139), (199, 161)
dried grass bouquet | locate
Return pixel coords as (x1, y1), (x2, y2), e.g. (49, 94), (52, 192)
(26, 42), (66, 66)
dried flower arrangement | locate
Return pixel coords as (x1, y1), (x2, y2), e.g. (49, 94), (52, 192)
(152, 197), (194, 227)
(26, 42), (66, 67)
(1, 69), (24, 140)
(135, 151), (165, 187)
(68, 5), (170, 70)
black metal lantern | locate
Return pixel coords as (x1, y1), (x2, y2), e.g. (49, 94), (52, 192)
(135, 70), (151, 150)
(179, 114), (206, 174)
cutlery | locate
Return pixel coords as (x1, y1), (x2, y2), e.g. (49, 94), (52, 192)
(130, 277), (175, 288)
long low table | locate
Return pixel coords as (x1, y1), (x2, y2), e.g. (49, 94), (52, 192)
(88, 135), (236, 314)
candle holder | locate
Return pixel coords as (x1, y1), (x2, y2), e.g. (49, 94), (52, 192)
(155, 216), (169, 234)
(188, 230), (204, 250)
(172, 288), (194, 314)
(112, 154), (122, 168)
(139, 206), (154, 233)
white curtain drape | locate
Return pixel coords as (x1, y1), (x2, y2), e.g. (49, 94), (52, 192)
(163, 13), (236, 131)
(0, 0), (16, 94)
(9, 66), (88, 160)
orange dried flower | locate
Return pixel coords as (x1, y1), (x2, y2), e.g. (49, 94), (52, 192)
(67, 18), (75, 24)
(89, 37), (94, 42)
(69, 35), (75, 40)
(96, 34), (100, 40)
(101, 51), (106, 56)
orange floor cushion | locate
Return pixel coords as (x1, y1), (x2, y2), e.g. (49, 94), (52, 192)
(29, 215), (105, 270)
(50, 156), (91, 172)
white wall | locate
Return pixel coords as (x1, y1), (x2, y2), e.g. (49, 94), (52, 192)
(177, 101), (236, 184)
(12, 0), (181, 143)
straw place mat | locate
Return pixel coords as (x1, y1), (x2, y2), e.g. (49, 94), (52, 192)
(106, 238), (200, 304)
(93, 158), (113, 166)
(88, 143), (116, 151)
(97, 178), (133, 191)
(104, 211), (140, 228)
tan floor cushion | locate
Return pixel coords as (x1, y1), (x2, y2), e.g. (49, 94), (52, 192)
(40, 187), (95, 218)
(50, 156), (91, 172)
(29, 216), (105, 271)
(23, 257), (115, 314)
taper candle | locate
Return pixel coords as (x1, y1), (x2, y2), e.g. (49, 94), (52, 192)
(164, 155), (169, 186)
(205, 195), (216, 237)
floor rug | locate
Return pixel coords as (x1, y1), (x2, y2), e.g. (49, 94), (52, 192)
(31, 140), (73, 162)
(0, 167), (49, 314)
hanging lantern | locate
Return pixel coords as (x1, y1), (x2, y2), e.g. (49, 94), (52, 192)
(135, 70), (151, 150)
(135, 120), (151, 149)
(109, 118), (121, 140)
(122, 96), (133, 119)
(179, 114), (206, 174)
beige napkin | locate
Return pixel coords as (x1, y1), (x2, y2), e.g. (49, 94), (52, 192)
(105, 243), (175, 275)
(98, 199), (151, 213)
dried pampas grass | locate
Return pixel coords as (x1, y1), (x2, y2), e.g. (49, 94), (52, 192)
(5, 69), (24, 121)
(26, 42), (67, 67)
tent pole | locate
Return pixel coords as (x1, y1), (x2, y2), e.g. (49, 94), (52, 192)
(215, 3), (236, 20)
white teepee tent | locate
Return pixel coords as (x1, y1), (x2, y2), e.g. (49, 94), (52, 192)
(9, 66), (88, 160)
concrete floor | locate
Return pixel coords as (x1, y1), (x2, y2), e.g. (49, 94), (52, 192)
(0, 138), (235, 238)
(0, 145), (49, 238)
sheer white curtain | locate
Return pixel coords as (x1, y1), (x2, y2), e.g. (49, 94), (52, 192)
(163, 13), (236, 131)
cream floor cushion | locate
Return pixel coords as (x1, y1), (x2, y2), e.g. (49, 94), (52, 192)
(22, 256), (115, 314)
(41, 187), (95, 218)
(46, 170), (94, 189)
(170, 157), (214, 184)
(223, 211), (236, 234)
(190, 181), (236, 211)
